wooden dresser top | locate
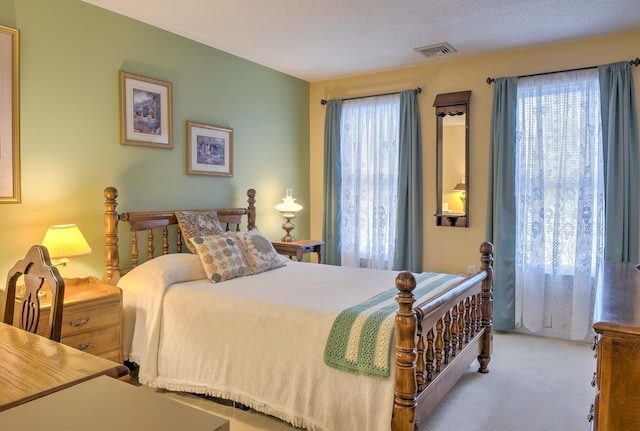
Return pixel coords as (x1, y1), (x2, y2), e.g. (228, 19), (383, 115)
(17, 276), (120, 309)
(593, 261), (640, 335)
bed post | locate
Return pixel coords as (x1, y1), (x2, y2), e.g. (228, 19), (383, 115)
(247, 188), (256, 230)
(392, 271), (418, 431)
(103, 186), (121, 286)
(477, 241), (494, 373)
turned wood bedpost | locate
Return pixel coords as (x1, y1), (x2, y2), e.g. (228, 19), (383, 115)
(247, 188), (256, 230)
(392, 271), (418, 431)
(477, 241), (494, 373)
(103, 187), (121, 286)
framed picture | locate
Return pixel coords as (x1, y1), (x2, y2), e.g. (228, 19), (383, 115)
(0, 24), (20, 203)
(186, 121), (233, 177)
(119, 71), (173, 148)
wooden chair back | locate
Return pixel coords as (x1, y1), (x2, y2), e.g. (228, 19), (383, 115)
(3, 245), (66, 342)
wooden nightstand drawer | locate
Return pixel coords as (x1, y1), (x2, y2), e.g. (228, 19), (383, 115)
(59, 299), (121, 337)
(62, 324), (121, 356)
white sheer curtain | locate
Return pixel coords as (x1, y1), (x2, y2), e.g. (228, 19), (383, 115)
(340, 94), (400, 269)
(515, 69), (604, 340)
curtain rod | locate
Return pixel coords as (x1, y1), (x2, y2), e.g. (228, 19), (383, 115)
(486, 57), (640, 84)
(320, 87), (422, 105)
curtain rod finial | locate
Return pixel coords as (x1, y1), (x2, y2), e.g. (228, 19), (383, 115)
(321, 99), (327, 105)
(486, 77), (495, 84)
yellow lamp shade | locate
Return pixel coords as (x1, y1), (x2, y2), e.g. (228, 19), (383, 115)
(41, 224), (92, 262)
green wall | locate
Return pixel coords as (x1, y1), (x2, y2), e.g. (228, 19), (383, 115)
(0, 0), (310, 282)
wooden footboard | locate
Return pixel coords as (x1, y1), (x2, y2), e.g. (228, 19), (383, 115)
(392, 242), (493, 431)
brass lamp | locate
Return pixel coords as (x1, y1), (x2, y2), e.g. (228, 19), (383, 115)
(453, 180), (466, 213)
(41, 224), (92, 266)
(275, 189), (303, 242)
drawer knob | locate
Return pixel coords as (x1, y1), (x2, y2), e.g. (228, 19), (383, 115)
(76, 342), (91, 351)
(69, 317), (91, 327)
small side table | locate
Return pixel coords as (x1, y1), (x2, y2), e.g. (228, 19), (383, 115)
(272, 240), (324, 263)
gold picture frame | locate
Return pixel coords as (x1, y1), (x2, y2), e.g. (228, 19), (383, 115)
(119, 71), (173, 148)
(186, 121), (233, 177)
(0, 24), (20, 203)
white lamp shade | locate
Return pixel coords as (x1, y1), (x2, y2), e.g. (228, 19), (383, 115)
(275, 198), (303, 214)
(275, 190), (303, 217)
(41, 224), (92, 259)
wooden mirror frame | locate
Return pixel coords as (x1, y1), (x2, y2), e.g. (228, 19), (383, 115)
(434, 91), (471, 227)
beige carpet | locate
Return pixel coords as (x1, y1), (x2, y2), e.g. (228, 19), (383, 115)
(135, 331), (594, 431)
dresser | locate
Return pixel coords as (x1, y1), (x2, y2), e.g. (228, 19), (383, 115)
(14, 276), (123, 363)
(590, 261), (640, 430)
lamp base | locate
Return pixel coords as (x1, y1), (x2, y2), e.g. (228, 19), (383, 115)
(281, 216), (296, 242)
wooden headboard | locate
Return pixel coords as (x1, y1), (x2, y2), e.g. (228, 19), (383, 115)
(103, 186), (257, 286)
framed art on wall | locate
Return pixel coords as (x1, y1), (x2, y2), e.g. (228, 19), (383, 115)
(120, 71), (173, 148)
(0, 24), (20, 203)
(186, 121), (233, 177)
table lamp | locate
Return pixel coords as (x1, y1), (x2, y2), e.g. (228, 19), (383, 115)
(453, 179), (466, 213)
(275, 189), (302, 242)
(41, 224), (93, 266)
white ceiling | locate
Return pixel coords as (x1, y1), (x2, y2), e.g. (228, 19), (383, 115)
(82, 0), (640, 82)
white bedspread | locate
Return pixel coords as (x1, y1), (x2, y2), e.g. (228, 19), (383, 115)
(118, 255), (453, 431)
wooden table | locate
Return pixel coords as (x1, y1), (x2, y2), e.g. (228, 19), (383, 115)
(0, 321), (129, 411)
(272, 239), (324, 263)
(0, 375), (229, 431)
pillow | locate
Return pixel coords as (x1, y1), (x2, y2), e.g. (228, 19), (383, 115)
(116, 253), (207, 356)
(189, 232), (252, 283)
(236, 229), (286, 274)
(176, 210), (224, 253)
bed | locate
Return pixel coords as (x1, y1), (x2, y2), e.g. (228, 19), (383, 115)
(102, 186), (493, 431)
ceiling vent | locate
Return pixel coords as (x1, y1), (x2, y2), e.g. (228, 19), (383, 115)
(414, 42), (457, 58)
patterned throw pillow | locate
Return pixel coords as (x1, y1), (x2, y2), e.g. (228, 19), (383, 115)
(189, 233), (252, 283)
(176, 210), (224, 254)
(236, 229), (286, 274)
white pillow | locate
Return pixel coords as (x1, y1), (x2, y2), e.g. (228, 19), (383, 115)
(117, 253), (207, 358)
(118, 253), (206, 291)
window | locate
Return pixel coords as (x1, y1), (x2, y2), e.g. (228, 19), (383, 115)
(339, 94), (400, 269)
(514, 69), (604, 340)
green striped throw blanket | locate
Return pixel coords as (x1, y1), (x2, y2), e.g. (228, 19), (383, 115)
(323, 272), (462, 378)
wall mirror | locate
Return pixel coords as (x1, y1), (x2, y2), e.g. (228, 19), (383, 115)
(434, 91), (470, 227)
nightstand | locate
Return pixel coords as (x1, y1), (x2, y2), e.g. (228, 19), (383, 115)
(272, 240), (324, 263)
(13, 276), (123, 363)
